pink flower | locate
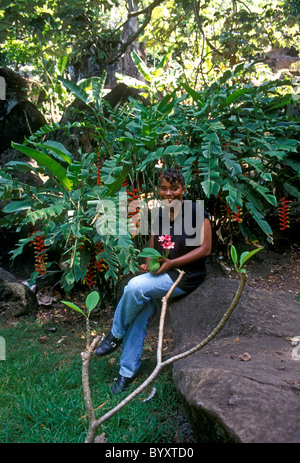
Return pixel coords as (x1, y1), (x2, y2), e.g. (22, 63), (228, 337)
(158, 234), (172, 242)
(162, 240), (175, 250)
(158, 234), (175, 256)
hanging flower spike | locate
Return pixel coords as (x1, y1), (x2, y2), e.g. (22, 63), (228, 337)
(232, 206), (243, 223)
(279, 197), (291, 231)
(221, 203), (231, 219)
(34, 234), (47, 275)
(127, 188), (140, 208)
(95, 241), (107, 273)
(85, 247), (96, 286)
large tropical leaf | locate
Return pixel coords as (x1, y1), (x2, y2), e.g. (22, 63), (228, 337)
(34, 140), (72, 164)
(12, 142), (73, 190)
(58, 76), (89, 104)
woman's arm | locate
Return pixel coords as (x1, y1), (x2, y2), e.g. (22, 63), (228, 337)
(154, 218), (212, 274)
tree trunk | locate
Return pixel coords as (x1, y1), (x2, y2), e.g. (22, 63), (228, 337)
(118, 0), (146, 80)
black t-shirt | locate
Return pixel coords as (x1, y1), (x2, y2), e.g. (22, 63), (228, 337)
(153, 201), (209, 293)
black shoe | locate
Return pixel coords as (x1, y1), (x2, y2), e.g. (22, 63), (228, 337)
(95, 332), (122, 356)
(111, 374), (134, 395)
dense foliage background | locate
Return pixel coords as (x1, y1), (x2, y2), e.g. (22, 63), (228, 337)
(0, 0), (299, 293)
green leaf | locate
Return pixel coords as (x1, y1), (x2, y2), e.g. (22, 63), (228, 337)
(201, 180), (221, 197)
(157, 93), (175, 114)
(131, 51), (152, 81)
(3, 200), (31, 213)
(252, 183), (277, 206)
(138, 247), (162, 258)
(58, 76), (89, 104)
(239, 248), (264, 268)
(164, 145), (190, 155)
(221, 152), (242, 176)
(239, 251), (249, 267)
(246, 202), (273, 237)
(92, 73), (107, 110)
(181, 83), (205, 108)
(230, 245), (238, 266)
(86, 291), (100, 315)
(266, 96), (291, 111)
(5, 161), (37, 172)
(221, 87), (254, 107)
(35, 141), (72, 164)
(12, 142), (73, 190)
(115, 72), (151, 91)
(61, 301), (86, 317)
(9, 237), (34, 259)
(202, 133), (222, 158)
(283, 182), (300, 200)
(77, 73), (107, 109)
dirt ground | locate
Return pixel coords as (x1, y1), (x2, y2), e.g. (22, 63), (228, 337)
(224, 243), (300, 296)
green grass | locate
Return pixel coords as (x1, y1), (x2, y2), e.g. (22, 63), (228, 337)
(0, 317), (188, 443)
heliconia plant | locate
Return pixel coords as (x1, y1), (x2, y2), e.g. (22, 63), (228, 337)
(0, 63), (299, 295)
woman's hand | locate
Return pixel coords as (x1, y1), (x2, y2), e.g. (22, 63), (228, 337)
(152, 258), (174, 275)
(139, 263), (149, 273)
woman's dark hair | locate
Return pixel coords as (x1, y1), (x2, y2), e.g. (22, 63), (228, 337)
(161, 168), (185, 187)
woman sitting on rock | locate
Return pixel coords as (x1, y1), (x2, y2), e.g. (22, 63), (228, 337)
(96, 168), (212, 394)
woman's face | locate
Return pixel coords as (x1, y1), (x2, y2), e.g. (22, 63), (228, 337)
(159, 177), (185, 204)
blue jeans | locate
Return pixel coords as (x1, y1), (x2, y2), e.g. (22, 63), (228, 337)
(111, 272), (186, 378)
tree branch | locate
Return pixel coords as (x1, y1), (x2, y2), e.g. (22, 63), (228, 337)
(83, 270), (185, 443)
(104, 0), (165, 66)
(193, 0), (222, 55)
(162, 271), (247, 366)
(127, 0), (165, 18)
(83, 270), (247, 443)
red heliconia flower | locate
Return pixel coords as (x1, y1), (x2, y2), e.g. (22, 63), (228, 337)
(95, 241), (107, 273)
(232, 206), (243, 223)
(279, 197), (291, 231)
(85, 247), (96, 286)
(33, 234), (47, 275)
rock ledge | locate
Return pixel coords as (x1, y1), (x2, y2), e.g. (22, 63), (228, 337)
(170, 277), (300, 443)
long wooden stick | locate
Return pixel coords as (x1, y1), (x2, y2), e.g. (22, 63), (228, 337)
(83, 271), (185, 443)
